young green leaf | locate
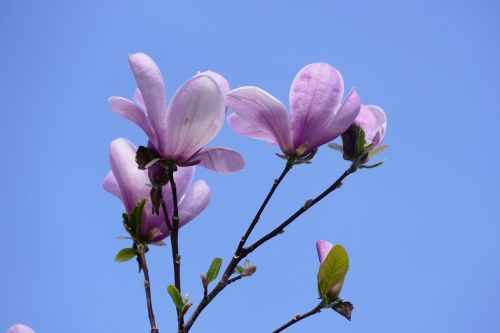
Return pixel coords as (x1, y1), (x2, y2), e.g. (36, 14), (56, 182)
(205, 257), (223, 284)
(131, 198), (147, 237)
(167, 285), (184, 310)
(114, 248), (137, 262)
(317, 244), (349, 298)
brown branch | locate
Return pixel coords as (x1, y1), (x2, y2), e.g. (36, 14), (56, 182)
(272, 303), (323, 333)
(137, 243), (159, 333)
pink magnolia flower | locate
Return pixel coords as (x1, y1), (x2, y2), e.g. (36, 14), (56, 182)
(354, 104), (387, 149)
(316, 240), (344, 298)
(226, 63), (361, 157)
(108, 53), (244, 174)
(103, 138), (211, 243)
(7, 324), (35, 333)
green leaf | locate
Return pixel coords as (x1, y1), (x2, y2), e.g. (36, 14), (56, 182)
(359, 160), (385, 169)
(317, 244), (349, 298)
(150, 241), (167, 247)
(131, 199), (147, 237)
(234, 266), (244, 274)
(205, 257), (223, 284)
(114, 248), (137, 262)
(167, 285), (184, 310)
(354, 127), (366, 158)
(327, 143), (344, 153)
(368, 144), (388, 158)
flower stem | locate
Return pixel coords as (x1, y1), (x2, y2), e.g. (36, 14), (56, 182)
(184, 160), (293, 332)
(245, 164), (356, 255)
(272, 303), (323, 333)
(167, 166), (184, 332)
(136, 243), (159, 333)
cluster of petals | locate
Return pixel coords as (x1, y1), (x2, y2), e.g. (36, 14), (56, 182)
(108, 53), (244, 174)
(225, 63), (362, 156)
(103, 138), (211, 243)
(355, 104), (387, 149)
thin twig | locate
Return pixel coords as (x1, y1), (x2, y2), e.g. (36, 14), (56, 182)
(272, 303), (323, 333)
(184, 163), (356, 332)
(167, 166), (184, 332)
(184, 161), (293, 332)
(137, 243), (159, 333)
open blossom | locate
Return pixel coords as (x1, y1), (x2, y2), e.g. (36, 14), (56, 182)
(226, 63), (361, 157)
(7, 324), (35, 333)
(103, 138), (211, 243)
(316, 240), (344, 298)
(108, 53), (244, 174)
(354, 104), (387, 149)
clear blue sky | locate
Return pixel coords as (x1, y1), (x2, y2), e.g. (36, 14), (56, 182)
(1, 0), (499, 332)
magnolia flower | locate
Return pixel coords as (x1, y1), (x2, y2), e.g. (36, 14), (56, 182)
(316, 240), (344, 298)
(7, 324), (35, 333)
(108, 53), (244, 174)
(103, 138), (211, 243)
(226, 63), (361, 157)
(354, 104), (387, 149)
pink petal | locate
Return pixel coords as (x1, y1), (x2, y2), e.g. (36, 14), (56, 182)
(162, 166), (195, 212)
(108, 138), (167, 241)
(225, 86), (294, 154)
(316, 240), (334, 264)
(290, 63), (344, 149)
(227, 113), (277, 144)
(102, 171), (122, 199)
(355, 105), (387, 146)
(164, 75), (225, 161)
(192, 147), (245, 173)
(178, 180), (211, 228)
(128, 53), (168, 152)
(195, 71), (230, 94)
(7, 324), (36, 333)
(307, 89), (361, 152)
(132, 88), (146, 110)
(108, 96), (157, 147)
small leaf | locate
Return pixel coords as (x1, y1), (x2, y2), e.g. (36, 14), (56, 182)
(243, 259), (250, 269)
(167, 285), (184, 310)
(205, 258), (223, 284)
(359, 160), (385, 169)
(151, 241), (167, 247)
(317, 244), (349, 298)
(131, 199), (147, 238)
(368, 144), (388, 158)
(354, 127), (366, 158)
(116, 236), (133, 240)
(234, 266), (244, 274)
(114, 248), (137, 262)
(327, 143), (344, 153)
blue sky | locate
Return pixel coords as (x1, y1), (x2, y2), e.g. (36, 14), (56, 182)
(1, 0), (499, 332)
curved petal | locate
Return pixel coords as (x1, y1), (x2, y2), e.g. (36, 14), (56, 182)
(316, 239), (333, 264)
(133, 88), (146, 111)
(164, 75), (225, 161)
(191, 147), (245, 173)
(108, 97), (157, 147)
(7, 324), (35, 333)
(227, 113), (277, 144)
(162, 166), (195, 212)
(109, 138), (167, 241)
(307, 89), (361, 152)
(195, 71), (230, 94)
(290, 63), (344, 149)
(103, 171), (122, 199)
(109, 138), (150, 212)
(225, 86), (294, 154)
(178, 180), (211, 228)
(355, 105), (387, 146)
(128, 53), (168, 151)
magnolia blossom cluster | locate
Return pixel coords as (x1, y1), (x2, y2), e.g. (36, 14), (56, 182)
(8, 53), (386, 332)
